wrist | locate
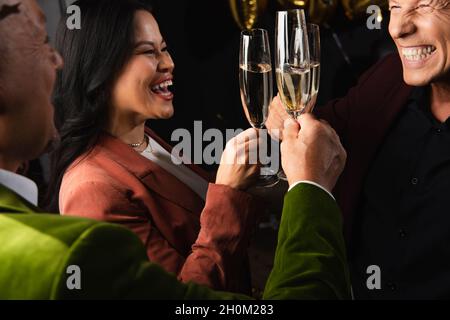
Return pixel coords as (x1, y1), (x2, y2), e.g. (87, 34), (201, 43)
(287, 174), (330, 192)
(214, 180), (243, 191)
(288, 180), (335, 201)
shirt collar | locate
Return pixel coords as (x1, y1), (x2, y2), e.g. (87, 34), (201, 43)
(408, 86), (429, 112)
(408, 86), (450, 129)
(0, 169), (38, 206)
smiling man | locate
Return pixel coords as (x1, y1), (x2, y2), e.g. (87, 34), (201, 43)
(391, 0), (450, 91)
(267, 0), (450, 299)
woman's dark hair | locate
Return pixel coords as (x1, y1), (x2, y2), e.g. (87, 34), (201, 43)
(46, 0), (153, 212)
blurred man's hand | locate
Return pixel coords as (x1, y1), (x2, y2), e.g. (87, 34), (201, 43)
(281, 114), (347, 193)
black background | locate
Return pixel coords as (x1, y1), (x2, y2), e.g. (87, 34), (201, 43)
(148, 0), (396, 146)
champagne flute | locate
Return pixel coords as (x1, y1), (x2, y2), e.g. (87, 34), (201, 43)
(275, 9), (311, 181)
(239, 28), (279, 187)
(306, 23), (321, 113)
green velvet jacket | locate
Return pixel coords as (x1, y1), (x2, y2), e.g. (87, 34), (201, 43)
(0, 183), (351, 299)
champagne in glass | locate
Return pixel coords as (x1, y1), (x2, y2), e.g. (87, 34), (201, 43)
(239, 28), (279, 187)
(239, 62), (273, 128)
(276, 64), (311, 114)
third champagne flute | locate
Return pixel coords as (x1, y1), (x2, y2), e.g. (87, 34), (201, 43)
(306, 23), (321, 113)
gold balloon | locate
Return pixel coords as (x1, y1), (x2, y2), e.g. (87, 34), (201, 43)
(277, 0), (337, 26)
(276, 0), (309, 9)
(308, 0), (339, 25)
(341, 0), (388, 20)
(229, 0), (268, 30)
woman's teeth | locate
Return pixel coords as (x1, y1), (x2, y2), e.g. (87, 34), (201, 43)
(151, 80), (173, 94)
(402, 46), (436, 61)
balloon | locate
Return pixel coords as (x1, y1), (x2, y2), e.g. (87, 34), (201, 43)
(229, 0), (268, 30)
(276, 0), (309, 9)
(308, 0), (339, 25)
(341, 0), (388, 20)
(277, 0), (338, 26)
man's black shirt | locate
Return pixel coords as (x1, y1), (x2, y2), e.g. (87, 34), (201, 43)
(351, 87), (450, 299)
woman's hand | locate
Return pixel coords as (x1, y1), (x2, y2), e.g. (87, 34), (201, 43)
(216, 128), (261, 191)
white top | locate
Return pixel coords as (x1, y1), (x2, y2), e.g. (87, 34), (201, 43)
(140, 136), (209, 200)
(0, 169), (38, 206)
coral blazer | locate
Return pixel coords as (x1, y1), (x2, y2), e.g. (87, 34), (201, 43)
(59, 128), (258, 294)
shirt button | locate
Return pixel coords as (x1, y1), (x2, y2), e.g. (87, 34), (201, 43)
(399, 228), (407, 238)
(411, 177), (419, 185)
(436, 128), (443, 134)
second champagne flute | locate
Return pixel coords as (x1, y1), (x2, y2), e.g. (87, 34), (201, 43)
(275, 9), (310, 181)
(239, 28), (279, 187)
(275, 9), (311, 118)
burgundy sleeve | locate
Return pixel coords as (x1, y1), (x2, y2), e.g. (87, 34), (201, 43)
(178, 183), (259, 294)
(315, 54), (398, 140)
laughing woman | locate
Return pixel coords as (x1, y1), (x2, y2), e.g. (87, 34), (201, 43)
(47, 0), (260, 294)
